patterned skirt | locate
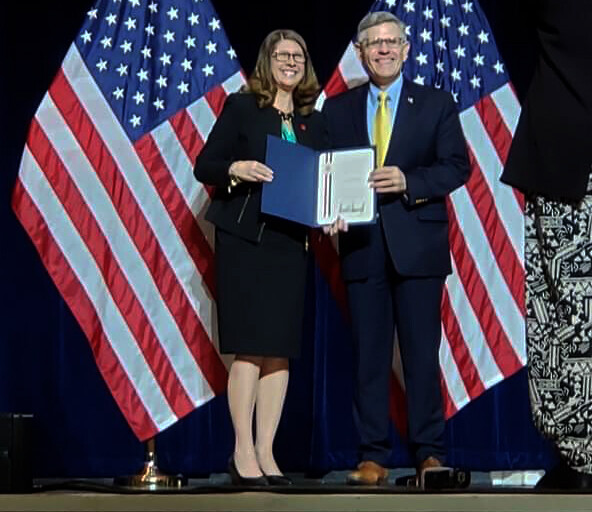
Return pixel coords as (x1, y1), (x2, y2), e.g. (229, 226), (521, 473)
(525, 192), (592, 474)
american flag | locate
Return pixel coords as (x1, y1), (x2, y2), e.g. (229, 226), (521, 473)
(318, 0), (525, 424)
(12, 0), (244, 441)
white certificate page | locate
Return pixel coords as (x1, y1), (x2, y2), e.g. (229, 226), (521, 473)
(316, 147), (375, 225)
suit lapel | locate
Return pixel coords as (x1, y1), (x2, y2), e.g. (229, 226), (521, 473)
(293, 112), (312, 147)
(353, 83), (371, 145)
(385, 79), (415, 164)
(264, 107), (282, 137)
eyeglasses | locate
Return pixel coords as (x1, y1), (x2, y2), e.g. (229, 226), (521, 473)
(362, 37), (407, 50)
(272, 51), (306, 64)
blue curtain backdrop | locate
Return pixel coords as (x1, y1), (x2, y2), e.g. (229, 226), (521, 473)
(0, 0), (554, 478)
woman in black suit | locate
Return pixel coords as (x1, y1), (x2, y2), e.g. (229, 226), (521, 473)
(194, 29), (325, 485)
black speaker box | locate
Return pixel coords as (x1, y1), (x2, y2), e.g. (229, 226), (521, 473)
(0, 413), (33, 493)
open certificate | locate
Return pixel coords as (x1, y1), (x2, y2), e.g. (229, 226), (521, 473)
(262, 135), (376, 227)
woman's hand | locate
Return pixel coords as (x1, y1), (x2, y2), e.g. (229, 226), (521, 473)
(323, 217), (348, 236)
(229, 160), (274, 183)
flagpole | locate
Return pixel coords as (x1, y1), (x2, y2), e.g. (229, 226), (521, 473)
(114, 437), (187, 490)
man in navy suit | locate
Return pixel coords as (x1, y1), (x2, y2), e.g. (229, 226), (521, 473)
(322, 11), (469, 485)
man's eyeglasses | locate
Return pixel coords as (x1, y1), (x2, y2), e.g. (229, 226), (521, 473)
(362, 37), (407, 50)
(272, 51), (306, 64)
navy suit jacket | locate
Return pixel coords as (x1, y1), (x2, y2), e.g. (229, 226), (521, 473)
(322, 80), (469, 280)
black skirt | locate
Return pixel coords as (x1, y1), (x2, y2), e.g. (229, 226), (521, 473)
(214, 221), (308, 358)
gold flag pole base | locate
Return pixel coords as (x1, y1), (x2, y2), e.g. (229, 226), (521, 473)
(114, 437), (187, 490)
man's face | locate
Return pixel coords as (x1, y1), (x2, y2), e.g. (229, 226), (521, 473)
(356, 22), (410, 88)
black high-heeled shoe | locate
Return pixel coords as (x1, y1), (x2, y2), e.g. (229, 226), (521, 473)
(263, 473), (293, 486)
(228, 457), (268, 486)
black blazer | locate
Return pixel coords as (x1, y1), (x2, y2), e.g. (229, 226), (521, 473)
(501, 0), (592, 201)
(322, 80), (469, 279)
(194, 92), (326, 242)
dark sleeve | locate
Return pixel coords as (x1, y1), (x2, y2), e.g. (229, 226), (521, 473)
(404, 93), (470, 205)
(310, 110), (330, 151)
(321, 95), (351, 150)
(321, 99), (335, 147)
(193, 93), (242, 187)
(500, 0), (592, 200)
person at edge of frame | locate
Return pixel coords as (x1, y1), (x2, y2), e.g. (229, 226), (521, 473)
(501, 0), (592, 491)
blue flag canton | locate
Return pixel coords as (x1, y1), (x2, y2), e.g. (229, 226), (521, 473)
(372, 0), (509, 111)
(75, 0), (241, 142)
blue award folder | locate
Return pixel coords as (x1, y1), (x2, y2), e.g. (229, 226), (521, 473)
(262, 135), (376, 227)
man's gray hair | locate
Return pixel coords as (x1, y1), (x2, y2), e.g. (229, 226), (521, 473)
(356, 11), (408, 43)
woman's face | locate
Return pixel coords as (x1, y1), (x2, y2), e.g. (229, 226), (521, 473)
(270, 38), (306, 93)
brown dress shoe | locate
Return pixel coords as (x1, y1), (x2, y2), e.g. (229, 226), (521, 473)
(347, 461), (389, 485)
(418, 456), (443, 473)
(416, 456), (444, 488)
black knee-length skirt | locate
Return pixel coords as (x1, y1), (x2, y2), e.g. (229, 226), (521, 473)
(214, 223), (308, 358)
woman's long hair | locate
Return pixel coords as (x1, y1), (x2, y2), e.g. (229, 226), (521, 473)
(244, 29), (320, 115)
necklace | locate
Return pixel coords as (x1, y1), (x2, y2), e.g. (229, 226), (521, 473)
(275, 108), (294, 123)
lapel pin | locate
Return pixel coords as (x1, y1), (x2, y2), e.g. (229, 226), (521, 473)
(300, 123), (307, 131)
(407, 96), (414, 104)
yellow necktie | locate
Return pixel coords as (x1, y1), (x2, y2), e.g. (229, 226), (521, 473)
(373, 91), (392, 167)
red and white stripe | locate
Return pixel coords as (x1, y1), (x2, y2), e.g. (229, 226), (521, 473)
(12, 44), (245, 440)
(319, 43), (525, 419)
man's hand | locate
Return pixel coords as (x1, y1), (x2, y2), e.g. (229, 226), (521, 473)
(229, 160), (274, 182)
(369, 165), (406, 194)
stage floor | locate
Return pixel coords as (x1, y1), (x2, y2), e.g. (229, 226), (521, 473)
(1, 471), (591, 512)
(2, 489), (592, 512)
